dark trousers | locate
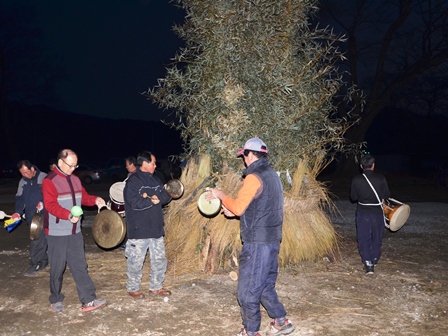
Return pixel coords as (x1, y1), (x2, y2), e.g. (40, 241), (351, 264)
(237, 242), (287, 332)
(356, 212), (384, 264)
(29, 230), (48, 266)
(46, 232), (96, 305)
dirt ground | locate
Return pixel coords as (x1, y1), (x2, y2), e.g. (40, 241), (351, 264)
(0, 177), (447, 336)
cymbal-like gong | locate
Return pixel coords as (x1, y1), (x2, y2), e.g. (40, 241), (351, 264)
(165, 179), (184, 199)
(92, 209), (126, 249)
(30, 211), (43, 240)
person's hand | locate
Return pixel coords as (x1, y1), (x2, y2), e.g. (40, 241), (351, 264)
(0, 211), (6, 220)
(11, 213), (21, 220)
(205, 187), (225, 200)
(95, 197), (106, 209)
(69, 215), (80, 223)
(36, 202), (44, 211)
(150, 195), (160, 205)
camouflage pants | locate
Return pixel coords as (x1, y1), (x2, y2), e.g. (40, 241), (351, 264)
(125, 237), (167, 292)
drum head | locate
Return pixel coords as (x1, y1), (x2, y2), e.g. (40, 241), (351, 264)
(109, 182), (125, 204)
(389, 204), (410, 231)
(197, 191), (222, 217)
(165, 179), (184, 199)
(30, 212), (43, 240)
(92, 209), (126, 249)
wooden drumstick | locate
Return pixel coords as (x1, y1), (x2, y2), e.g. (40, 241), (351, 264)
(0, 211), (12, 220)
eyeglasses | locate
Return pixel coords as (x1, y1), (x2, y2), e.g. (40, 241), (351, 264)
(61, 158), (79, 169)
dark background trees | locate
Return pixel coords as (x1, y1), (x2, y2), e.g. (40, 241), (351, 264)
(318, 0), (448, 176)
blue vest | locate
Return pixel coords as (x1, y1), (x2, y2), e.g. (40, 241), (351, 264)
(240, 158), (283, 243)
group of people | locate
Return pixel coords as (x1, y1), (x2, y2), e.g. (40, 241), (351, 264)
(6, 139), (390, 336)
(13, 151), (109, 312)
(10, 150), (173, 314)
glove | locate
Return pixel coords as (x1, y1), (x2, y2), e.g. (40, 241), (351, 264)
(0, 211), (6, 220)
(11, 213), (21, 220)
(36, 202), (44, 211)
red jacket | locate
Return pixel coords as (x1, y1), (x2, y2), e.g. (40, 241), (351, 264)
(42, 167), (97, 236)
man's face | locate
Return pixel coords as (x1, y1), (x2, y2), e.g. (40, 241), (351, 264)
(126, 160), (136, 173)
(141, 155), (157, 174)
(58, 154), (78, 175)
(19, 166), (36, 179)
(243, 151), (254, 167)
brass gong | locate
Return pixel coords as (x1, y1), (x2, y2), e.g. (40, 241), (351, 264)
(165, 179), (184, 199)
(30, 211), (43, 240)
(92, 209), (126, 249)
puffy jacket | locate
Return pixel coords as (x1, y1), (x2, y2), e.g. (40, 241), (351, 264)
(42, 167), (98, 236)
(240, 158), (284, 244)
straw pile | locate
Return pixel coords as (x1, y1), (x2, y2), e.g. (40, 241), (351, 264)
(164, 154), (338, 276)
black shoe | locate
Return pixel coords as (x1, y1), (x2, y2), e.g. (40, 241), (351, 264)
(365, 265), (374, 275)
(36, 260), (49, 273)
(373, 258), (378, 265)
(24, 265), (39, 277)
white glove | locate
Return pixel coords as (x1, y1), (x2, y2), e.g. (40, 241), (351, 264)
(0, 211), (6, 220)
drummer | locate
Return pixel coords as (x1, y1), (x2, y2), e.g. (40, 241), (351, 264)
(125, 156), (137, 179)
(350, 154), (390, 275)
(13, 160), (49, 277)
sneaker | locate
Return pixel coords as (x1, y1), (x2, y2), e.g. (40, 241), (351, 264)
(81, 299), (107, 312)
(50, 302), (64, 313)
(266, 319), (295, 336)
(365, 265), (374, 275)
(36, 260), (49, 273)
(236, 328), (261, 336)
(24, 265), (39, 277)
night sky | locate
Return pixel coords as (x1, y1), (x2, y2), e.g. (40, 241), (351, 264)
(15, 0), (185, 122)
(2, 1), (447, 170)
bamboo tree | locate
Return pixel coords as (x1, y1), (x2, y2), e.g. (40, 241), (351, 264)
(146, 0), (351, 273)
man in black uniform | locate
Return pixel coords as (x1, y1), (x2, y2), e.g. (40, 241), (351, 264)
(350, 155), (390, 274)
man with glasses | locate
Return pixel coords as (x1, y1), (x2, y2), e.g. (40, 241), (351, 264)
(42, 149), (107, 313)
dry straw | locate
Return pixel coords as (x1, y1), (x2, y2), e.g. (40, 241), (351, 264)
(164, 154), (338, 276)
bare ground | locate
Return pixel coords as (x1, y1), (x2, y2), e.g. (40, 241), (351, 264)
(0, 177), (447, 336)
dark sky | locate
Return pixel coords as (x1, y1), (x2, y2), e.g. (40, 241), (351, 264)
(23, 0), (185, 122)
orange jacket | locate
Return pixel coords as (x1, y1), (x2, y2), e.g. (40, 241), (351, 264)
(222, 174), (261, 216)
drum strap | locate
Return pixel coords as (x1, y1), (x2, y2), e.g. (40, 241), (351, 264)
(361, 174), (382, 206)
(362, 174), (388, 228)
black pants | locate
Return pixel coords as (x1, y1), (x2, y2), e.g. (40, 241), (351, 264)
(46, 232), (96, 305)
(29, 229), (48, 266)
(356, 212), (384, 264)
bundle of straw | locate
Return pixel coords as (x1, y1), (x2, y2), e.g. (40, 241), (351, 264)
(164, 154), (338, 276)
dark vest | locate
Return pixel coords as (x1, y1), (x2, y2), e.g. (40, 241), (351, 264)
(240, 158), (283, 243)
